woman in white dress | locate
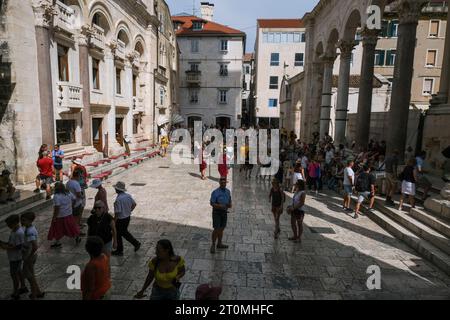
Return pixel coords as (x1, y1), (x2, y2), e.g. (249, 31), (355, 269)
(399, 158), (418, 211)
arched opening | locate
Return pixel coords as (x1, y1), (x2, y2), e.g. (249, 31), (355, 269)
(135, 41), (144, 57)
(326, 28), (340, 57)
(343, 9), (362, 41)
(117, 29), (130, 49)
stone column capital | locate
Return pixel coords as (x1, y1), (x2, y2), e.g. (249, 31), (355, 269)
(360, 28), (379, 47)
(32, 0), (57, 28)
(320, 54), (337, 67)
(337, 40), (357, 59)
(78, 24), (94, 47)
(394, 0), (427, 25)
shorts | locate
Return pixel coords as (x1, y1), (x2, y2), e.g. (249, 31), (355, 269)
(72, 205), (84, 217)
(23, 254), (37, 279)
(212, 210), (228, 229)
(150, 285), (180, 300)
(386, 173), (396, 186)
(39, 175), (53, 185)
(344, 185), (353, 195)
(358, 191), (373, 204)
(9, 260), (22, 276)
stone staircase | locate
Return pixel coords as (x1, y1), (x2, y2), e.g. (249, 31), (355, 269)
(348, 181), (450, 276)
(0, 144), (161, 232)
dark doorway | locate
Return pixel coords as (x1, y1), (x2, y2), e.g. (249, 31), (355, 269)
(216, 116), (230, 129)
(188, 116), (202, 129)
(92, 118), (103, 152)
(115, 117), (124, 146)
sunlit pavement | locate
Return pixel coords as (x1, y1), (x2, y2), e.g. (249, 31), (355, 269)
(1, 156), (450, 300)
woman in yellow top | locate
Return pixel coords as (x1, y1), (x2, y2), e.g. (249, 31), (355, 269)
(135, 239), (185, 300)
(161, 136), (169, 157)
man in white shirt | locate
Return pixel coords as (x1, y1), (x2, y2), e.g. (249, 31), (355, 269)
(342, 160), (355, 212)
(111, 181), (140, 256)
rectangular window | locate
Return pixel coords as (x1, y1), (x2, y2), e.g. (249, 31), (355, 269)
(374, 50), (385, 66)
(245, 66), (250, 74)
(295, 53), (304, 66)
(191, 39), (199, 53)
(56, 120), (76, 145)
(190, 63), (200, 72)
(160, 87), (165, 105)
(423, 78), (434, 95)
(270, 53), (280, 66)
(429, 20), (440, 37)
(301, 32), (306, 43)
(133, 116), (139, 135)
(269, 76), (278, 89)
(115, 68), (122, 94)
(219, 90), (228, 104)
(193, 21), (202, 31)
(268, 99), (278, 108)
(189, 89), (199, 104)
(386, 50), (396, 66)
(220, 40), (228, 52)
(268, 32), (274, 43)
(92, 58), (100, 90)
(293, 32), (301, 43)
(274, 32), (281, 43)
(426, 49), (437, 66)
(387, 20), (398, 37)
(263, 32), (268, 43)
(132, 74), (137, 97)
(380, 20), (388, 37)
(219, 64), (228, 76)
(57, 45), (69, 82)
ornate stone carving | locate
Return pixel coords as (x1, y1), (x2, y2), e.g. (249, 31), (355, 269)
(360, 28), (379, 47)
(336, 40), (357, 59)
(393, 0), (427, 25)
(78, 24), (94, 47)
(107, 40), (118, 54)
(32, 0), (57, 28)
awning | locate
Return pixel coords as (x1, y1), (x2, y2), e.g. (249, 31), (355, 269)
(157, 115), (169, 126)
(171, 114), (184, 125)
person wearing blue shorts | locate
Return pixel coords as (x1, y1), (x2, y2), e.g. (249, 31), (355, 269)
(210, 177), (232, 254)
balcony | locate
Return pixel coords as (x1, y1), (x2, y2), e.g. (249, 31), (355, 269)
(54, 1), (76, 34)
(90, 24), (105, 50)
(57, 82), (83, 112)
(116, 39), (126, 60)
(133, 96), (145, 113)
(155, 66), (168, 84)
(186, 70), (201, 86)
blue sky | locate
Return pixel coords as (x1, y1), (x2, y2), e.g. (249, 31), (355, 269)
(165, 0), (318, 52)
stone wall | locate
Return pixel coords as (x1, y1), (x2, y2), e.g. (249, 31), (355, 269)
(0, 0), (42, 184)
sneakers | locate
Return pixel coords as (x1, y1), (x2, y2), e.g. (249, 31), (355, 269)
(134, 242), (141, 252)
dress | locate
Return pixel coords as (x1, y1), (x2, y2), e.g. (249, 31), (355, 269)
(47, 193), (80, 240)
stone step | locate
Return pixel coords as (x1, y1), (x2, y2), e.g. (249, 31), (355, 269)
(0, 190), (44, 216)
(0, 197), (53, 228)
(409, 207), (450, 239)
(424, 197), (450, 222)
(373, 199), (450, 256)
(365, 207), (450, 277)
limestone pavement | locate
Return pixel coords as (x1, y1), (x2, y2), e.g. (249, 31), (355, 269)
(0, 156), (450, 300)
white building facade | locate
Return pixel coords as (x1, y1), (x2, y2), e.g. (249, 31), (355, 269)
(172, 3), (245, 129)
(254, 19), (306, 128)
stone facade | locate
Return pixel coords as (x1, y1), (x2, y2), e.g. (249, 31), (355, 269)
(0, 0), (178, 183)
(280, 73), (303, 135)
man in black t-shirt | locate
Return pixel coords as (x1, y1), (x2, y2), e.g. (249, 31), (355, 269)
(354, 165), (376, 218)
(87, 200), (117, 256)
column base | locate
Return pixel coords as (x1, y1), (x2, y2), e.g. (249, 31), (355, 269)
(428, 104), (450, 115)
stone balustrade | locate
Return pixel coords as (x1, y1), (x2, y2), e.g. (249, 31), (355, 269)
(133, 96), (145, 113)
(90, 24), (105, 50)
(57, 82), (83, 111)
(116, 39), (126, 60)
(54, 0), (75, 33)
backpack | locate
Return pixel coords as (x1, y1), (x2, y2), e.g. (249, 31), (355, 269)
(355, 173), (368, 192)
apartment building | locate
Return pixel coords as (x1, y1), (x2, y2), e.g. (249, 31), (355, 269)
(172, 2), (245, 129)
(254, 19), (306, 128)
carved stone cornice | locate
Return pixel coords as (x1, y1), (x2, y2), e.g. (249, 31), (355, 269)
(107, 40), (118, 54)
(78, 24), (94, 47)
(32, 0), (57, 28)
(337, 40), (357, 59)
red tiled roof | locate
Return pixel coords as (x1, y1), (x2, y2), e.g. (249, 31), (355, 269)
(243, 53), (254, 62)
(172, 15), (245, 37)
(257, 19), (304, 28)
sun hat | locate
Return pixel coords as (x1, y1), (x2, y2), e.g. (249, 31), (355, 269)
(113, 181), (127, 192)
(195, 284), (222, 300)
(89, 179), (102, 189)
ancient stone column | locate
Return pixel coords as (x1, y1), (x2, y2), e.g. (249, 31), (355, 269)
(310, 62), (324, 139)
(334, 40), (356, 146)
(319, 55), (335, 139)
(124, 59), (134, 139)
(386, 1), (424, 159)
(78, 26), (92, 146)
(33, 1), (55, 146)
(355, 28), (379, 149)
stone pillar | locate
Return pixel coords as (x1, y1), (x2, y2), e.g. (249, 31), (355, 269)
(105, 46), (120, 155)
(310, 62), (324, 139)
(319, 56), (335, 139)
(386, 1), (424, 159)
(334, 40), (356, 145)
(78, 26), (92, 146)
(33, 1), (55, 146)
(124, 61), (134, 139)
(355, 28), (379, 148)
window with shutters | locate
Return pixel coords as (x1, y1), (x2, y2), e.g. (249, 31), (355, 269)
(189, 89), (199, 104)
(423, 78), (434, 95)
(374, 50), (385, 66)
(218, 90), (228, 104)
(219, 64), (228, 76)
(386, 50), (396, 66)
(220, 40), (228, 52)
(429, 20), (440, 37)
(426, 50), (437, 67)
